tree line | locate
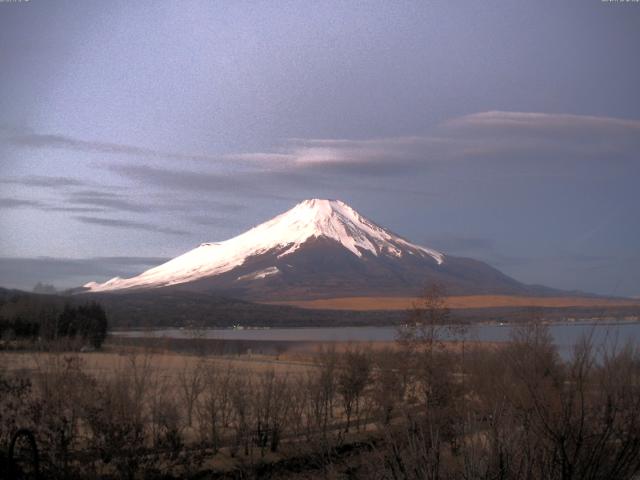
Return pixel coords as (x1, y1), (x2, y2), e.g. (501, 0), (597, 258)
(0, 296), (108, 349)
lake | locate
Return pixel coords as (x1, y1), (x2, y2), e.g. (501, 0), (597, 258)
(112, 322), (640, 357)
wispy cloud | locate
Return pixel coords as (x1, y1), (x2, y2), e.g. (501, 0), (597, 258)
(12, 111), (636, 182)
(188, 215), (243, 228)
(1, 175), (85, 188)
(9, 111), (636, 216)
(3, 129), (224, 163)
(0, 197), (42, 209)
(0, 192), (144, 214)
(222, 111), (640, 172)
(0, 173), (250, 217)
(74, 216), (188, 235)
(227, 136), (447, 174)
(439, 111), (640, 160)
(42, 206), (107, 213)
(67, 190), (152, 213)
(443, 111), (640, 133)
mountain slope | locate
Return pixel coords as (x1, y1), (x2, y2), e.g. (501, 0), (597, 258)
(84, 199), (557, 300)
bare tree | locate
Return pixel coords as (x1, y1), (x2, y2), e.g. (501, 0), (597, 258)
(177, 358), (205, 428)
(372, 349), (407, 424)
(337, 345), (371, 432)
(252, 369), (292, 455)
(229, 373), (253, 457)
(397, 284), (452, 355)
(308, 346), (338, 439)
(197, 362), (234, 453)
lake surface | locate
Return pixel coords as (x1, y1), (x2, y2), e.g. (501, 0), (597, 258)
(113, 322), (640, 356)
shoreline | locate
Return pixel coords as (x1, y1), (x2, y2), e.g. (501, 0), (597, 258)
(110, 317), (640, 334)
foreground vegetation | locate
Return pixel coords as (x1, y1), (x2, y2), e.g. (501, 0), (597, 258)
(0, 299), (108, 350)
(2, 326), (640, 478)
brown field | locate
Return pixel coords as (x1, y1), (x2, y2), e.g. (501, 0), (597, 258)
(0, 348), (313, 378)
(3, 333), (639, 479)
(0, 340), (492, 377)
(266, 295), (640, 311)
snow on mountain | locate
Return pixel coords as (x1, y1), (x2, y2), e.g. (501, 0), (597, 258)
(236, 266), (281, 282)
(84, 199), (444, 293)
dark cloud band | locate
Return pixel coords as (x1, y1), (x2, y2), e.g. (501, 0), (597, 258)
(74, 216), (188, 235)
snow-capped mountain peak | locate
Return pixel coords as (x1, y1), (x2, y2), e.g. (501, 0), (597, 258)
(272, 199), (443, 261)
(83, 199), (444, 292)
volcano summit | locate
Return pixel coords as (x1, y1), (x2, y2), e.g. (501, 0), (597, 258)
(84, 199), (551, 300)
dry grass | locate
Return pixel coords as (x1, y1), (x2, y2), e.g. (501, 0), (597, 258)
(5, 329), (638, 479)
(0, 349), (313, 377)
(265, 295), (640, 311)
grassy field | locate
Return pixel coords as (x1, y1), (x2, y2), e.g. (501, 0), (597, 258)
(0, 339), (405, 478)
(3, 331), (640, 479)
(266, 295), (640, 311)
(0, 348), (312, 377)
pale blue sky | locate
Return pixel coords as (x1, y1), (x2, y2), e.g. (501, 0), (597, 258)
(1, 0), (639, 296)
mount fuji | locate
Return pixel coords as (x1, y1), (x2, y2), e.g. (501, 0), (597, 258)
(83, 199), (553, 300)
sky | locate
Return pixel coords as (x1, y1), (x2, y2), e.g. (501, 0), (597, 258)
(0, 0), (639, 296)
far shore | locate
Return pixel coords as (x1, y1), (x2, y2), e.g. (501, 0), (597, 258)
(264, 294), (640, 311)
(109, 316), (640, 333)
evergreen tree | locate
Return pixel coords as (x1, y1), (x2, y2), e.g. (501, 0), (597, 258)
(56, 302), (109, 348)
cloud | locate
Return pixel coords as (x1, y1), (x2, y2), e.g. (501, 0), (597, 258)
(224, 111), (640, 173)
(0, 197), (42, 209)
(0, 173), (157, 214)
(74, 216), (188, 235)
(228, 136), (447, 175)
(41, 206), (107, 213)
(7, 112), (638, 181)
(0, 256), (169, 290)
(67, 190), (152, 213)
(3, 130), (225, 163)
(188, 215), (243, 228)
(443, 111), (640, 134)
(1, 175), (84, 188)
(0, 194), (140, 215)
(1, 171), (251, 217)
(0, 173), (156, 214)
(199, 202), (247, 214)
(110, 105), (640, 198)
(439, 111), (640, 160)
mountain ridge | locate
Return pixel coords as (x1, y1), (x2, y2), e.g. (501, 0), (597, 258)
(83, 199), (576, 300)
